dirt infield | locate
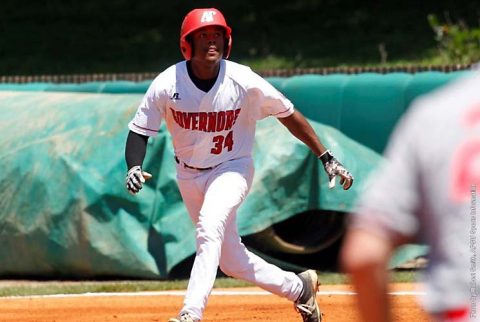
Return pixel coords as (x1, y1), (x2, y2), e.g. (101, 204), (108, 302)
(0, 284), (428, 321)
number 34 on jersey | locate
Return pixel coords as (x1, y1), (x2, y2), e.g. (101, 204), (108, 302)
(211, 131), (233, 154)
(169, 107), (241, 155)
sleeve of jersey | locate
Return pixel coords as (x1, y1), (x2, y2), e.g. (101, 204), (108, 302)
(350, 104), (425, 240)
(128, 80), (166, 137)
(246, 71), (294, 120)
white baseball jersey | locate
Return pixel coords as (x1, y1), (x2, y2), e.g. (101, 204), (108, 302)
(129, 60), (294, 168)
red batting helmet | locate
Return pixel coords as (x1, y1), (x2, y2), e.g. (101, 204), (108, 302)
(180, 8), (232, 60)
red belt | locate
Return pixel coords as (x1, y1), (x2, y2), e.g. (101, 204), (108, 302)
(174, 156), (214, 171)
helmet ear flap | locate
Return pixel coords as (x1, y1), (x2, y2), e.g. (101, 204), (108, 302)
(180, 36), (193, 60)
(224, 35), (232, 59)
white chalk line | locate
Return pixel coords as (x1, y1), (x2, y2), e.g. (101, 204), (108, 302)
(2, 289), (425, 300)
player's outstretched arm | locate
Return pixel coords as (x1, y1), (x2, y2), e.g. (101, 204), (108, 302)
(125, 130), (152, 195)
(277, 110), (354, 190)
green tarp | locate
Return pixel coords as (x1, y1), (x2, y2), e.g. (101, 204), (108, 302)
(3, 71), (472, 278)
(0, 90), (379, 278)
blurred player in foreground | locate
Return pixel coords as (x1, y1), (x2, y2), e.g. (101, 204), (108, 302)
(341, 71), (480, 321)
(124, 7), (353, 322)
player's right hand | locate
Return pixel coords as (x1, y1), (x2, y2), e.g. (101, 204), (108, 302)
(125, 166), (153, 195)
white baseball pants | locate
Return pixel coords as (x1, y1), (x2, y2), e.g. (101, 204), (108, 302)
(175, 156), (303, 320)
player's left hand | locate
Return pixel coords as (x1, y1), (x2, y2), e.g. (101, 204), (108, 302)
(319, 150), (354, 190)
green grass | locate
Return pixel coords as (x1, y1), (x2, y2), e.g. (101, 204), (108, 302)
(0, 280), (188, 297)
(0, 271), (420, 297)
(317, 270), (418, 285)
(389, 270), (419, 283)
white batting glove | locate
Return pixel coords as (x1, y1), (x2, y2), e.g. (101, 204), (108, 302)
(319, 150), (354, 190)
(125, 166), (153, 195)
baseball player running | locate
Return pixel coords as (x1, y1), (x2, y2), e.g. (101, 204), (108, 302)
(341, 71), (480, 321)
(125, 8), (353, 322)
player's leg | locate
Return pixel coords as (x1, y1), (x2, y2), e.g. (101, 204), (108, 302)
(180, 158), (254, 320)
(173, 166), (209, 322)
(219, 218), (303, 301)
(176, 174), (204, 225)
(219, 221), (322, 321)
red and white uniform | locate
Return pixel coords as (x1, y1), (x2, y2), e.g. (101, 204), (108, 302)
(129, 59), (303, 320)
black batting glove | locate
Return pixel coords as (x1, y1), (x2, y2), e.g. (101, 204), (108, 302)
(319, 150), (354, 190)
